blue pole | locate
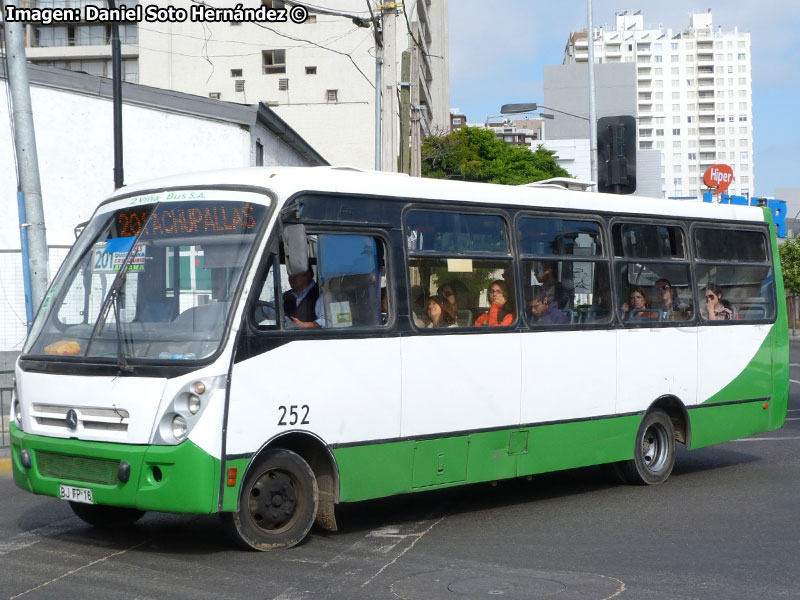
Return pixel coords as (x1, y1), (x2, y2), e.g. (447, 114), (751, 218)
(17, 191), (34, 330)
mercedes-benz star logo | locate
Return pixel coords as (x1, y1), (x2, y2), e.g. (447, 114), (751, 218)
(65, 409), (78, 430)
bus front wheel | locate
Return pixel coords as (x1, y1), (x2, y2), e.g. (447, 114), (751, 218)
(224, 448), (319, 551)
(69, 502), (145, 527)
(615, 409), (676, 485)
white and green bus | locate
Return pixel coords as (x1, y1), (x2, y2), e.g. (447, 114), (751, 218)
(10, 167), (789, 550)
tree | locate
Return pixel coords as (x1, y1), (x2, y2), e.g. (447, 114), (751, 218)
(421, 126), (572, 185)
(779, 237), (800, 295)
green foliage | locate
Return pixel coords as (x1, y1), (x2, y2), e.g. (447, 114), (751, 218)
(779, 237), (800, 295)
(421, 126), (572, 185)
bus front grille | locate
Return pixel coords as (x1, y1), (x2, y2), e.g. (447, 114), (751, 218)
(36, 451), (120, 485)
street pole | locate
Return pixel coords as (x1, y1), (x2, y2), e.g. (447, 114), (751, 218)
(380, 3), (397, 172)
(367, 1), (382, 170)
(409, 20), (421, 177)
(4, 13), (50, 316)
(108, 0), (124, 188)
(399, 51), (411, 174)
(587, 0), (598, 191)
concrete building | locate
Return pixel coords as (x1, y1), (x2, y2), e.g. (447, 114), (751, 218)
(563, 10), (753, 200)
(0, 63), (326, 352)
(18, 0), (450, 171)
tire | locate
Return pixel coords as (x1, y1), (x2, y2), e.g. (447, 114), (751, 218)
(615, 409), (676, 485)
(222, 449), (318, 551)
(69, 502), (145, 527)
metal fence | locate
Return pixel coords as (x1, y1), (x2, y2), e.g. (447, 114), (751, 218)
(1, 370), (11, 448)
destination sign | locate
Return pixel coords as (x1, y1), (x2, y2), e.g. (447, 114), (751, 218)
(116, 201), (263, 239)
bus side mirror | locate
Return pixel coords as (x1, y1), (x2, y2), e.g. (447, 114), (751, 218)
(282, 224), (309, 276)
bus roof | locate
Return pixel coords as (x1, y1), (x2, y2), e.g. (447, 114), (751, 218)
(107, 166), (766, 223)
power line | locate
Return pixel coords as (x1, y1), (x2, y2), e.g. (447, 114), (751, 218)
(188, 0), (374, 88)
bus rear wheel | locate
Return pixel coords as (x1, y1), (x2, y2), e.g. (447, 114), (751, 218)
(615, 409), (676, 485)
(223, 448), (319, 551)
(69, 502), (145, 527)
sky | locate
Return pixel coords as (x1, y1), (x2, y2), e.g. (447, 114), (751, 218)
(448, 0), (800, 198)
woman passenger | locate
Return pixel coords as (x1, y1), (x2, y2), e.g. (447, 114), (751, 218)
(703, 284), (733, 320)
(426, 295), (458, 328)
(474, 280), (514, 327)
(622, 285), (650, 321)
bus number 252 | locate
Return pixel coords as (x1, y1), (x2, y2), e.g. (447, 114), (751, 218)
(277, 405), (310, 426)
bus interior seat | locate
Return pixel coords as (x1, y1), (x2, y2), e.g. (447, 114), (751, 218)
(171, 301), (230, 332)
(561, 308), (574, 323)
(456, 309), (472, 327)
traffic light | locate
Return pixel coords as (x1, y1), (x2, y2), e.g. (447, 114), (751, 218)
(597, 115), (636, 194)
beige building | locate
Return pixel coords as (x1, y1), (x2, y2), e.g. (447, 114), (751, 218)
(20, 0), (450, 171)
(564, 10), (753, 199)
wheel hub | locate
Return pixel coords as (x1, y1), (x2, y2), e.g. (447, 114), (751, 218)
(248, 469), (298, 531)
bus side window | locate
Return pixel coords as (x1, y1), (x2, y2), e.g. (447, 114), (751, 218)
(317, 234), (386, 329)
(252, 253), (280, 330)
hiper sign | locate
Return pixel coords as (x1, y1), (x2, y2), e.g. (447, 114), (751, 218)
(703, 164), (734, 194)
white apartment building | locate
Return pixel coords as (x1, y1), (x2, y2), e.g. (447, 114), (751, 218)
(19, 0), (450, 170)
(564, 10), (753, 199)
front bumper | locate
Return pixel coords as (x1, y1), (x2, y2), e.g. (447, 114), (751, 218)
(10, 424), (220, 514)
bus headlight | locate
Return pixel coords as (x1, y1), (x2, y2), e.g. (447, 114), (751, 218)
(171, 415), (188, 442)
(187, 394), (202, 415)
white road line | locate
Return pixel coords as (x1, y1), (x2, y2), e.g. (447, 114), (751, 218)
(10, 540), (147, 599)
(790, 379), (800, 385)
(0, 518), (79, 556)
(791, 363), (800, 367)
(785, 418), (800, 421)
(733, 436), (800, 442)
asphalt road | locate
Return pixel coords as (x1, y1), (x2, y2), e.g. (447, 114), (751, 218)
(1, 347), (799, 600)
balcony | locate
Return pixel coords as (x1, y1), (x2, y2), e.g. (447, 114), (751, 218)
(699, 140), (716, 148)
(698, 103), (715, 113)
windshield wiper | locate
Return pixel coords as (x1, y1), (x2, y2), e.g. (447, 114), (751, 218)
(110, 282), (133, 374)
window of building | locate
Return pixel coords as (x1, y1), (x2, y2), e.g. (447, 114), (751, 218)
(453, 117), (462, 125)
(305, 66), (317, 75)
(231, 69), (243, 77)
(262, 49), (286, 74)
(729, 115), (735, 122)
(739, 115), (748, 122)
(741, 151), (749, 159)
(261, 0), (285, 7)
(738, 53), (746, 60)
(717, 116), (725, 122)
(235, 80), (245, 92)
(209, 92), (221, 99)
(278, 78), (289, 91)
(687, 116), (695, 123)
(326, 89), (338, 102)
(688, 152), (697, 160)
(673, 141), (681, 148)
(672, 92), (680, 99)
(655, 56), (663, 63)
(255, 141), (264, 166)
(655, 129), (664, 136)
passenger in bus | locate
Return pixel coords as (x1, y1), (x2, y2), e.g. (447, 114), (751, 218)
(528, 288), (568, 325)
(535, 261), (572, 309)
(703, 284), (733, 320)
(284, 268), (325, 328)
(438, 280), (472, 326)
(426, 295), (458, 328)
(474, 280), (514, 326)
(655, 278), (691, 320)
(622, 286), (657, 321)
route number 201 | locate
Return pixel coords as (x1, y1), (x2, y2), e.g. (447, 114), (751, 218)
(278, 405), (310, 426)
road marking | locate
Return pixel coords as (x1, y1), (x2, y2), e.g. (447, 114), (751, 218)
(10, 540), (147, 599)
(360, 514), (447, 588)
(790, 379), (800, 385)
(785, 418), (800, 421)
(733, 436), (800, 442)
(791, 363), (800, 367)
(0, 518), (79, 556)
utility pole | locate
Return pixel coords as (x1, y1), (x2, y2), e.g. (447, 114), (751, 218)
(409, 21), (421, 177)
(4, 13), (50, 316)
(367, 0), (382, 170)
(380, 3), (398, 172)
(587, 0), (598, 191)
(108, 0), (124, 188)
(399, 51), (411, 174)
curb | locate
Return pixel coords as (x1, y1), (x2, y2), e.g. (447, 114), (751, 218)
(0, 457), (11, 476)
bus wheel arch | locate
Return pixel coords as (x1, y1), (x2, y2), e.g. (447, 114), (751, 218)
(648, 394), (691, 448)
(261, 431), (339, 533)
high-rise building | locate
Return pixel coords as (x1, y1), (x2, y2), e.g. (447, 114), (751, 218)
(564, 10), (753, 199)
(18, 0), (449, 170)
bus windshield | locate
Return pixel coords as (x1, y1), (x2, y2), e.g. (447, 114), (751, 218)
(24, 195), (268, 363)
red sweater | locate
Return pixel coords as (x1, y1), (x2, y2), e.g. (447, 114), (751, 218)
(474, 303), (513, 326)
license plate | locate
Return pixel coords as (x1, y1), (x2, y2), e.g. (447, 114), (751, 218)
(59, 484), (94, 504)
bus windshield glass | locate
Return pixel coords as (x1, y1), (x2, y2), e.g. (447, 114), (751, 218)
(24, 194), (268, 362)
